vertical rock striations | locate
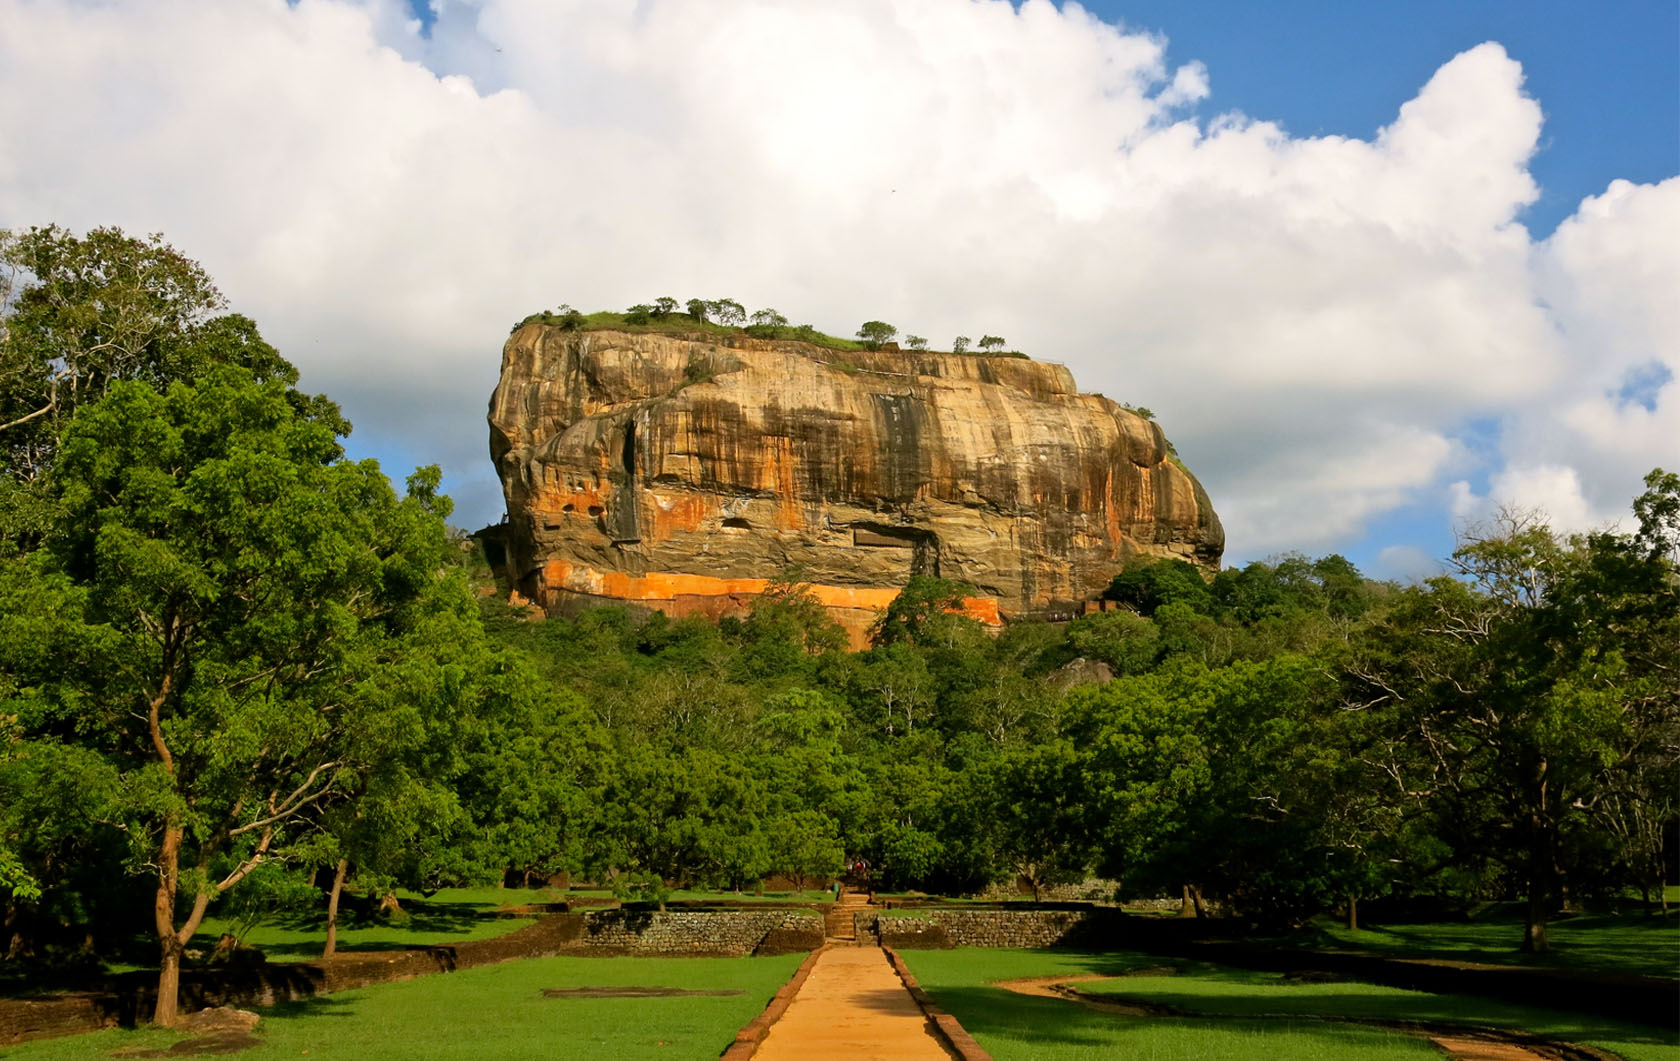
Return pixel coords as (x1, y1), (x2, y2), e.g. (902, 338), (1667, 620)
(488, 325), (1222, 643)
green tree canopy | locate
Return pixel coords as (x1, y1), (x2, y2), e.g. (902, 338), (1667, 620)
(0, 225), (309, 482)
(18, 366), (470, 1022)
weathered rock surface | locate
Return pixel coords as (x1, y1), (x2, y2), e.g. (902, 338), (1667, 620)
(487, 326), (1222, 641)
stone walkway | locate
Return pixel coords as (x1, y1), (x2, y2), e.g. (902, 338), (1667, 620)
(754, 946), (952, 1060)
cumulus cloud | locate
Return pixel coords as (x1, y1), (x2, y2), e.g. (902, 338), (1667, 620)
(0, 0), (1673, 557)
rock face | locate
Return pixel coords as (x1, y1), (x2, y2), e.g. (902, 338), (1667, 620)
(488, 325), (1222, 643)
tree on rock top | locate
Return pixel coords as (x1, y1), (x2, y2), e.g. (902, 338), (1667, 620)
(856, 321), (897, 350)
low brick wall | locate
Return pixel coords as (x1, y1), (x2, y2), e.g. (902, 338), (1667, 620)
(861, 907), (1125, 950)
(0, 993), (122, 1047)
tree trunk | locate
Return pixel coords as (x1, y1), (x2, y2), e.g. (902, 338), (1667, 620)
(156, 939), (183, 1027)
(153, 823), (183, 1026)
(1523, 886), (1549, 952)
(1178, 884), (1196, 918)
(322, 858), (349, 959)
(1522, 814), (1553, 953)
(1347, 895), (1358, 932)
(1190, 884), (1205, 919)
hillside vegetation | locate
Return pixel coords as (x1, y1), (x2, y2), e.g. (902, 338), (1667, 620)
(510, 300), (1030, 358)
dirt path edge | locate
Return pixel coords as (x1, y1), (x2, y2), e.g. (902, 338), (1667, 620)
(883, 946), (993, 1061)
(719, 944), (830, 1060)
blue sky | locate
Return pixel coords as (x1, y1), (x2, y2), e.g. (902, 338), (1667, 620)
(1091, 0), (1679, 240)
(6, 0), (1676, 583)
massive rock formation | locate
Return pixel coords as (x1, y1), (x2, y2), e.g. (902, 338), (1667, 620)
(487, 325), (1222, 644)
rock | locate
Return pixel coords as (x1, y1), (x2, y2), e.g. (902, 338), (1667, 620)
(487, 327), (1223, 644)
(174, 1008), (259, 1035)
(1050, 657), (1115, 690)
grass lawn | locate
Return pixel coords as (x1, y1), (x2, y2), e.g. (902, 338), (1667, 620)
(1309, 904), (1680, 979)
(900, 948), (1680, 1061)
(7, 953), (804, 1060)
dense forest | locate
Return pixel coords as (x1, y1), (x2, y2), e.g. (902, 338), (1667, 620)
(2, 226), (1676, 1025)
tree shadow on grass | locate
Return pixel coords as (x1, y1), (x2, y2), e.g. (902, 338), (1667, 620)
(248, 991), (361, 1023)
(994, 978), (1676, 1057)
(922, 986), (1434, 1055)
(247, 902), (500, 958)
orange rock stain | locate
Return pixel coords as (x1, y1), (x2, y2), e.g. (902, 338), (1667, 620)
(1103, 468), (1122, 560)
(539, 559), (1002, 635)
(764, 437), (805, 531)
(649, 492), (709, 539)
(1133, 466), (1155, 523)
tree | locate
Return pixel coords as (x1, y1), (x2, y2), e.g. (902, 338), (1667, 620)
(709, 299), (746, 327)
(951, 336), (971, 354)
(987, 741), (1092, 898)
(904, 335), (928, 351)
(852, 643), (936, 736)
(685, 298), (709, 322)
(1106, 559), (1215, 617)
(856, 321), (897, 350)
(733, 575), (848, 678)
(977, 335), (1006, 354)
(624, 303), (654, 325)
(750, 308), (788, 331)
(1066, 610), (1161, 676)
(870, 575), (977, 648)
(652, 297), (678, 318)
(1348, 492), (1679, 951)
(32, 367), (468, 1022)
(1, 225), (300, 482)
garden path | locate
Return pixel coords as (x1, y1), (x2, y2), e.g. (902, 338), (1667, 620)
(754, 945), (952, 1060)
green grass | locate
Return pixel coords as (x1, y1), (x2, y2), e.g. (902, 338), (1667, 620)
(6, 953), (804, 1059)
(900, 948), (1680, 1061)
(1309, 904), (1680, 979)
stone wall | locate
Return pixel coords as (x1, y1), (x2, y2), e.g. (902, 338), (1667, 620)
(572, 908), (822, 956)
(861, 907), (1126, 950)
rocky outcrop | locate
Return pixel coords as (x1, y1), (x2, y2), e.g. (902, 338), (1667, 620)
(487, 326), (1222, 643)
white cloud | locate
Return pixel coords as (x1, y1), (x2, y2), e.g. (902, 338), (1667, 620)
(1372, 545), (1441, 584)
(0, 1), (1673, 556)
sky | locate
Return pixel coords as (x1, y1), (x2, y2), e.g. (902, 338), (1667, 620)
(1, 0), (1675, 581)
